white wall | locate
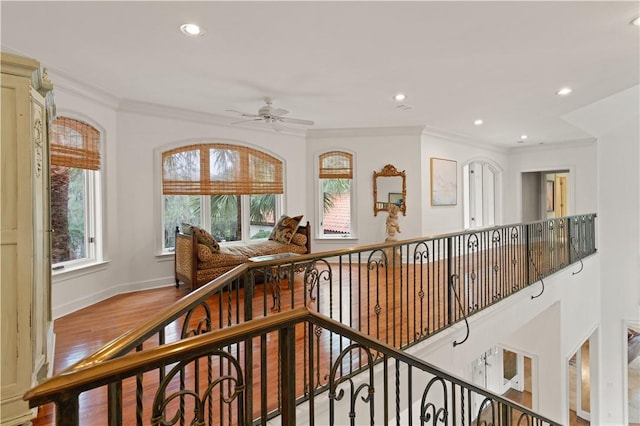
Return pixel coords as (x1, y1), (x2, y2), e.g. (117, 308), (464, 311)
(306, 127), (424, 253)
(563, 85), (640, 425)
(51, 90), (307, 317)
(49, 72), (122, 318)
(420, 130), (508, 236)
(503, 139), (598, 224)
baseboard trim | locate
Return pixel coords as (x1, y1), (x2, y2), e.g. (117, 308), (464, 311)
(52, 277), (176, 319)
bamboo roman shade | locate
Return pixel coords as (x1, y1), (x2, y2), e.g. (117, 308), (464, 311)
(319, 151), (353, 179)
(162, 143), (283, 195)
(50, 117), (101, 170)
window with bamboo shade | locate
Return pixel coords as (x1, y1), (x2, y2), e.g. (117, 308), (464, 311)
(319, 151), (353, 179)
(162, 143), (283, 195)
(160, 143), (284, 249)
(317, 150), (354, 238)
(50, 117), (100, 170)
(49, 116), (102, 266)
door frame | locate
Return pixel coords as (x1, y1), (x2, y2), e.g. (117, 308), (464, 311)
(518, 166), (575, 222)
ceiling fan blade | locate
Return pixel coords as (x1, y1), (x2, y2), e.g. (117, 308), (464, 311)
(231, 118), (262, 125)
(226, 109), (260, 118)
(281, 116), (314, 126)
(271, 108), (289, 117)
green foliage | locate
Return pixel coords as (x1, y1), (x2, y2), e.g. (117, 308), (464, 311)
(164, 195), (201, 248)
(322, 178), (351, 213)
(67, 168), (86, 259)
(250, 194), (276, 225)
(251, 229), (270, 239)
(210, 194), (240, 241)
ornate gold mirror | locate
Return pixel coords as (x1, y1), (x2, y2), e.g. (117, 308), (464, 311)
(373, 164), (406, 216)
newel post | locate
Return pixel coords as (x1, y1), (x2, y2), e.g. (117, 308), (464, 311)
(56, 393), (80, 426)
(279, 325), (296, 424)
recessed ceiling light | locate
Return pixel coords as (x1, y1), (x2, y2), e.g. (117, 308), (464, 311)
(180, 23), (204, 37)
(632, 17), (640, 26)
(520, 134), (528, 140)
(473, 119), (483, 126)
(556, 87), (572, 96)
(394, 93), (407, 101)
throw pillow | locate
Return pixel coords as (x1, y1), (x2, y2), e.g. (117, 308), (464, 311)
(269, 214), (303, 244)
(196, 244), (214, 262)
(290, 233), (307, 247)
(180, 222), (194, 234)
(192, 226), (220, 253)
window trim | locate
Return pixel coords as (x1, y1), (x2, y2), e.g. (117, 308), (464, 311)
(315, 149), (357, 240)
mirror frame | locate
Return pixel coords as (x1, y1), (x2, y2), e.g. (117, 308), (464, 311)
(373, 164), (406, 216)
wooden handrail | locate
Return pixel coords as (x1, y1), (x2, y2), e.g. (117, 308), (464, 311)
(25, 308), (308, 406)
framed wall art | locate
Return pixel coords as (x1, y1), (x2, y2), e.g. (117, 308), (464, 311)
(388, 192), (403, 207)
(430, 157), (457, 206)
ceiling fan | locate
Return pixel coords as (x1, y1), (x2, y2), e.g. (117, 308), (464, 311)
(227, 97), (314, 130)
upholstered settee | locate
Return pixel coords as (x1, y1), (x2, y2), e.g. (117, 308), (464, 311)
(174, 218), (311, 290)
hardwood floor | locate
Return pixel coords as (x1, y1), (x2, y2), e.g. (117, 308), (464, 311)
(32, 286), (192, 425)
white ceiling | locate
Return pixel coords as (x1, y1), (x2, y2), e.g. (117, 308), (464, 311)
(2, 1), (638, 146)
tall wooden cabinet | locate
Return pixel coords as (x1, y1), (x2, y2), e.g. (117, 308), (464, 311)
(1, 52), (55, 425)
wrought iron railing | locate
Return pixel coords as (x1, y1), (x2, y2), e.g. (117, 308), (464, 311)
(25, 308), (561, 425)
(24, 214), (596, 424)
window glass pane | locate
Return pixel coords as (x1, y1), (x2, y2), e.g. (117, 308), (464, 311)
(210, 195), (240, 242)
(51, 166), (86, 263)
(163, 149), (200, 181)
(209, 148), (239, 182)
(164, 195), (201, 249)
(322, 178), (351, 235)
(250, 194), (276, 239)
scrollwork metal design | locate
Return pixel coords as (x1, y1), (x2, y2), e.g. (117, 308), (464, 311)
(328, 343), (375, 426)
(528, 250), (545, 300)
(181, 301), (212, 338)
(475, 397), (496, 426)
(304, 259), (332, 301)
(450, 275), (470, 347)
(151, 351), (245, 426)
(570, 236), (584, 275)
(517, 412), (533, 426)
(420, 377), (448, 425)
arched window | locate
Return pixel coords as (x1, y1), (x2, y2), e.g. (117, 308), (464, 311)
(317, 150), (355, 238)
(161, 143), (283, 249)
(50, 116), (102, 268)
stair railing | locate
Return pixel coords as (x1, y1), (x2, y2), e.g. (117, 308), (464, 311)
(24, 214), (596, 424)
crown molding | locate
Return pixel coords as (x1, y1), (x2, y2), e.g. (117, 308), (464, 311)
(421, 126), (509, 154)
(506, 137), (596, 154)
(44, 67), (120, 109)
(306, 125), (425, 139)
